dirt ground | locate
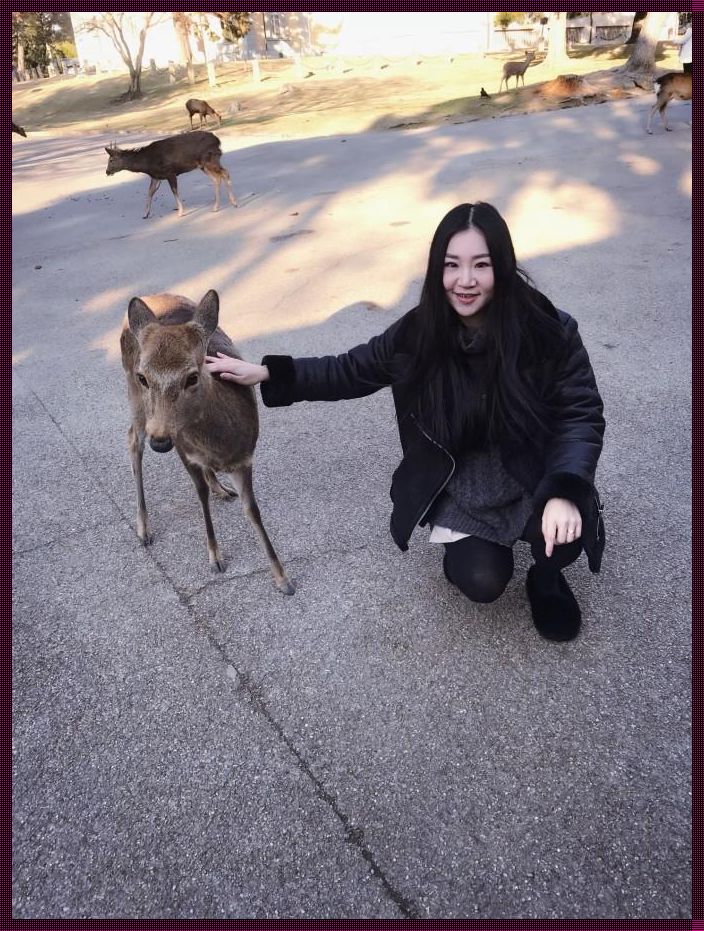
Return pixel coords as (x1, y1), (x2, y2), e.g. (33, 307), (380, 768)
(12, 43), (681, 140)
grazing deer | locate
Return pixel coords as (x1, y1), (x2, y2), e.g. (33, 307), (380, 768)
(120, 289), (295, 594)
(646, 71), (692, 133)
(186, 98), (222, 129)
(105, 131), (237, 219)
(499, 50), (536, 93)
(12, 121), (27, 137)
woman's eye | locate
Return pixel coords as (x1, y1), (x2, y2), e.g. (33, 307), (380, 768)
(185, 372), (199, 388)
(137, 374), (148, 387)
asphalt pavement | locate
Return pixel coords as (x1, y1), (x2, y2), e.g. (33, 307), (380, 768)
(12, 94), (691, 918)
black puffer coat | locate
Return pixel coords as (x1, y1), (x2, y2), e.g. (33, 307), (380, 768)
(261, 305), (606, 572)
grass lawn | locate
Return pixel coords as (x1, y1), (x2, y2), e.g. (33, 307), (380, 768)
(12, 43), (682, 141)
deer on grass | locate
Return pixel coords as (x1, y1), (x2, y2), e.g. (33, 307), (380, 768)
(186, 98), (222, 129)
(120, 289), (295, 595)
(646, 71), (692, 133)
(499, 50), (536, 93)
(105, 131), (237, 219)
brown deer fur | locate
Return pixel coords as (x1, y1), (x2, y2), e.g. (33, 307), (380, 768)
(120, 289), (295, 594)
(646, 72), (692, 133)
(105, 131), (237, 219)
(186, 98), (222, 129)
(499, 50), (536, 93)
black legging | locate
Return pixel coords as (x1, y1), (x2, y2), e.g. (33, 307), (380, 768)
(683, 62), (692, 76)
(442, 511), (583, 603)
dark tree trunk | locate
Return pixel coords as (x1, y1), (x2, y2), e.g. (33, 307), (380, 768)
(625, 12), (647, 45)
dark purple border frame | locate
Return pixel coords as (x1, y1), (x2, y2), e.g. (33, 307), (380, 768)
(8, 1), (693, 927)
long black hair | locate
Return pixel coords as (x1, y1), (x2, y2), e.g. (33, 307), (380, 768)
(406, 202), (566, 453)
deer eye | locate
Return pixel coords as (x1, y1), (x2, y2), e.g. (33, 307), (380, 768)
(137, 373), (148, 388)
(185, 372), (199, 388)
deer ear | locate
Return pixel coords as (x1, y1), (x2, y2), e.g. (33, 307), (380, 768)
(194, 289), (219, 337)
(128, 297), (157, 335)
(105, 146), (113, 154)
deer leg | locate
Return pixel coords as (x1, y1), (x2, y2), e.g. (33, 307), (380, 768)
(203, 166), (222, 212)
(229, 465), (295, 595)
(177, 450), (225, 571)
(660, 101), (672, 131)
(143, 178), (161, 219)
(167, 176), (185, 216)
(219, 166), (238, 207)
(205, 468), (238, 500)
(128, 424), (153, 545)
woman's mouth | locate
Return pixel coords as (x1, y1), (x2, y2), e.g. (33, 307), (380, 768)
(454, 292), (479, 306)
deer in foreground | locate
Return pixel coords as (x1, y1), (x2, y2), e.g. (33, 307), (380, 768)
(105, 131), (237, 219)
(120, 289), (295, 594)
(499, 50), (536, 93)
(186, 98), (222, 129)
(646, 71), (692, 133)
(12, 121), (27, 137)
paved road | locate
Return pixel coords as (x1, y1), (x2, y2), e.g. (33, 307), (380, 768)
(12, 96), (691, 918)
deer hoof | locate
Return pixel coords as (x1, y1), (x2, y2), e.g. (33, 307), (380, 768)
(277, 577), (296, 596)
(139, 531), (154, 546)
(210, 553), (226, 572)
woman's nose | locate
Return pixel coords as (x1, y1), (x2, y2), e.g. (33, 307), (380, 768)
(458, 267), (476, 286)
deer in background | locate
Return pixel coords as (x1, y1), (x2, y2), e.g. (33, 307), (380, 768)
(105, 130), (237, 219)
(186, 98), (222, 129)
(646, 71), (692, 133)
(499, 50), (536, 93)
(120, 289), (295, 595)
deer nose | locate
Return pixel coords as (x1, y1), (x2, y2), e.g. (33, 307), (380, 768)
(149, 436), (174, 454)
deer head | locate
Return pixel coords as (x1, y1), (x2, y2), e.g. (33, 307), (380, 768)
(127, 290), (220, 453)
(105, 144), (126, 175)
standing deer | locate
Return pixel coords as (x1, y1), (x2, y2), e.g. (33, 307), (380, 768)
(105, 131), (237, 219)
(646, 71), (692, 133)
(499, 50), (536, 93)
(120, 289), (295, 594)
(186, 98), (222, 129)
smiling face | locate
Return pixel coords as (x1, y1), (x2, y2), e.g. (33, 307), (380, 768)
(442, 227), (495, 328)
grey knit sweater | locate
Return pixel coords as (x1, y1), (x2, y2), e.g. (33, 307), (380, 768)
(429, 326), (535, 546)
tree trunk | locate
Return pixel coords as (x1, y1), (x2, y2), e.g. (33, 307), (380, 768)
(623, 12), (668, 75)
(546, 12), (568, 66)
(625, 12), (647, 45)
(17, 40), (25, 74)
(129, 70), (141, 98)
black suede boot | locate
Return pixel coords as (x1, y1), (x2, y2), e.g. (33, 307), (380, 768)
(526, 566), (582, 641)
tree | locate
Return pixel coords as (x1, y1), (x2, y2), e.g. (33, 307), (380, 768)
(12, 13), (66, 74)
(81, 12), (160, 100)
(622, 12), (668, 76)
(213, 13), (251, 43)
(168, 13), (251, 88)
(625, 12), (647, 44)
(494, 13), (526, 30)
(546, 12), (568, 65)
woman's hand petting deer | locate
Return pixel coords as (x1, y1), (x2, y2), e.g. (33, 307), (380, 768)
(205, 354), (270, 386)
(205, 202), (605, 642)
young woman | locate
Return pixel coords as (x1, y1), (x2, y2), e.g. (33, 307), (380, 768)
(205, 203), (605, 641)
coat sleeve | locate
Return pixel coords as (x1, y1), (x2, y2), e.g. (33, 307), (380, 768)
(532, 313), (606, 516)
(260, 315), (407, 407)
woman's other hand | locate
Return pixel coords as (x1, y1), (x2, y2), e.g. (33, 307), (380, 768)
(542, 497), (582, 558)
(204, 352), (270, 386)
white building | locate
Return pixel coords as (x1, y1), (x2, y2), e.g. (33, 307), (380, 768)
(69, 12), (680, 72)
